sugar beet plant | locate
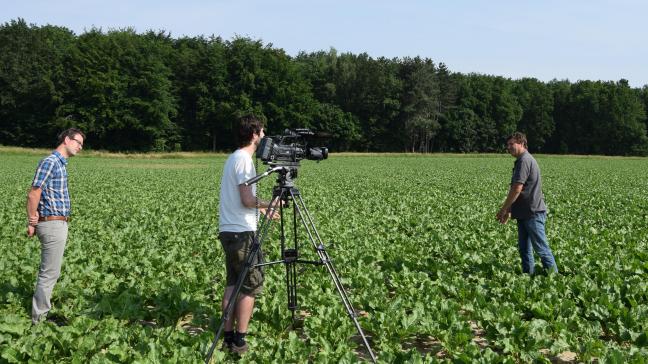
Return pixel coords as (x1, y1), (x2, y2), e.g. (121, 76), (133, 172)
(1, 151), (647, 363)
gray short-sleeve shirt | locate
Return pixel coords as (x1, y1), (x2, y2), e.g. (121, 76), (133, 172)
(510, 151), (546, 219)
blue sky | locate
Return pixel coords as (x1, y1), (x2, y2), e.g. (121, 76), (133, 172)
(4, 0), (647, 87)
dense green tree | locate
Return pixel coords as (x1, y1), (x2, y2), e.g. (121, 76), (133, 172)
(546, 80), (572, 153)
(489, 77), (523, 150)
(0, 19), (74, 147)
(437, 75), (479, 152)
(513, 78), (555, 152)
(396, 57), (441, 152)
(58, 28), (177, 151)
(638, 85), (648, 147)
(170, 36), (229, 151)
(434, 63), (459, 147)
(223, 37), (319, 148)
(442, 107), (480, 152)
(295, 48), (339, 105)
(1, 19), (647, 155)
(400, 58), (435, 151)
(294, 50), (363, 151)
(447, 75), (521, 152)
(591, 80), (647, 155)
(326, 53), (402, 151)
(550, 80), (647, 155)
(310, 103), (361, 151)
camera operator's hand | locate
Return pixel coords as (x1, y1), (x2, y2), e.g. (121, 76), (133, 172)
(271, 197), (287, 209)
(261, 207), (281, 221)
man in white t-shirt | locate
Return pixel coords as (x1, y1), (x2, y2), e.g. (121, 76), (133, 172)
(218, 115), (278, 354)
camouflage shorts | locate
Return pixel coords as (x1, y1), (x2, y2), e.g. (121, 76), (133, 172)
(219, 231), (264, 296)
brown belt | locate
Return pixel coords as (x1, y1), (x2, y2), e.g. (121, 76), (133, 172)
(39, 216), (70, 222)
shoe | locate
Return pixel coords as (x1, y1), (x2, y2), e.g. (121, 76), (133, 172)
(46, 314), (68, 327)
(231, 341), (248, 354)
(221, 341), (232, 352)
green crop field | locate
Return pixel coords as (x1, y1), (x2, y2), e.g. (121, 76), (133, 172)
(1, 150), (647, 363)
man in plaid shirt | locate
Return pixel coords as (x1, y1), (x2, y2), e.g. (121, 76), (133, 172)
(26, 128), (85, 325)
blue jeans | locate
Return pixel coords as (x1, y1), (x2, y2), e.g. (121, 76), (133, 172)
(516, 212), (557, 274)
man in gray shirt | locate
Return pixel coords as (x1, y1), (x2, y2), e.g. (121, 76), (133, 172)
(496, 132), (557, 274)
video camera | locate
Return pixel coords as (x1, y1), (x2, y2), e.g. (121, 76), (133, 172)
(256, 128), (328, 165)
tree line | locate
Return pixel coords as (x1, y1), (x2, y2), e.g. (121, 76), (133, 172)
(1, 19), (647, 155)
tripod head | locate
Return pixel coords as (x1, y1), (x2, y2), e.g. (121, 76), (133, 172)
(244, 163), (299, 188)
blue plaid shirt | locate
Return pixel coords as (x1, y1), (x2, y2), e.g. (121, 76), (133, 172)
(32, 151), (71, 217)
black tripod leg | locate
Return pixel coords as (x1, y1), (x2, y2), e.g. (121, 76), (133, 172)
(277, 193), (298, 318)
(204, 196), (282, 364)
(287, 196), (299, 320)
(286, 256), (298, 318)
(290, 191), (378, 363)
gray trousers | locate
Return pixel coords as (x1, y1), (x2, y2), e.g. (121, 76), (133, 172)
(32, 220), (68, 324)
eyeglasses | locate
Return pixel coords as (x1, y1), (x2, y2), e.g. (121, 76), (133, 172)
(70, 137), (84, 147)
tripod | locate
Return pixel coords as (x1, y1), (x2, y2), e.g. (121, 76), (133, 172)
(205, 165), (377, 363)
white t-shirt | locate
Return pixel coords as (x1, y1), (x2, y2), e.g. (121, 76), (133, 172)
(219, 149), (257, 232)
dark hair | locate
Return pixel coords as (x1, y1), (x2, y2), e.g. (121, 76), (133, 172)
(237, 115), (265, 147)
(507, 132), (527, 148)
(58, 128), (86, 145)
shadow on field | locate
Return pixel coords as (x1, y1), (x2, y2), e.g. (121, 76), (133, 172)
(87, 283), (211, 334)
(0, 281), (33, 313)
